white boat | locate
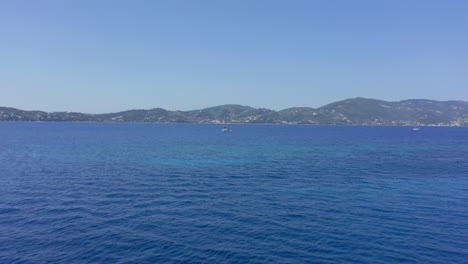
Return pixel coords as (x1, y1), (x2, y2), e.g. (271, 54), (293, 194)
(412, 127), (420, 131)
(221, 126), (231, 132)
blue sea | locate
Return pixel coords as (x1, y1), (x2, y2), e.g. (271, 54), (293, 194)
(0, 122), (467, 264)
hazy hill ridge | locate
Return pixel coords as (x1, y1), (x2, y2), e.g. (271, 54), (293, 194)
(1, 98), (468, 126)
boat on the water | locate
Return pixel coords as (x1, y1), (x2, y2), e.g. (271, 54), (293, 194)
(412, 127), (420, 131)
(221, 126), (231, 132)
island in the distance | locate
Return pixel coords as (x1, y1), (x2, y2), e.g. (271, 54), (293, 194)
(1, 97), (467, 126)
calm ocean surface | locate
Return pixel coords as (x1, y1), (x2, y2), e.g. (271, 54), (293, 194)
(0, 122), (467, 264)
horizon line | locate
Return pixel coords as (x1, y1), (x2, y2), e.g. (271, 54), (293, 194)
(1, 97), (467, 115)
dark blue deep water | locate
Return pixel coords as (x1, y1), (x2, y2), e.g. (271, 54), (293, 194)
(1, 122), (467, 264)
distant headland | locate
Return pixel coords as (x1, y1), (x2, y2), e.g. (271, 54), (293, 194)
(1, 98), (467, 126)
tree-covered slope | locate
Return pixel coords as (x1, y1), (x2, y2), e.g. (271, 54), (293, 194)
(1, 98), (468, 126)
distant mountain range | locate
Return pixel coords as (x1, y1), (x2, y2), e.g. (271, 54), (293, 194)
(1, 98), (468, 126)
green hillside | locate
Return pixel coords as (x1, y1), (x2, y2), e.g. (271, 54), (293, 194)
(1, 98), (468, 126)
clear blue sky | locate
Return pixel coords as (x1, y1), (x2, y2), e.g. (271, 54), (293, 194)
(1, 0), (467, 113)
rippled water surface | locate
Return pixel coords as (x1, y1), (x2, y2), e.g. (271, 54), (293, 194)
(1, 122), (467, 263)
